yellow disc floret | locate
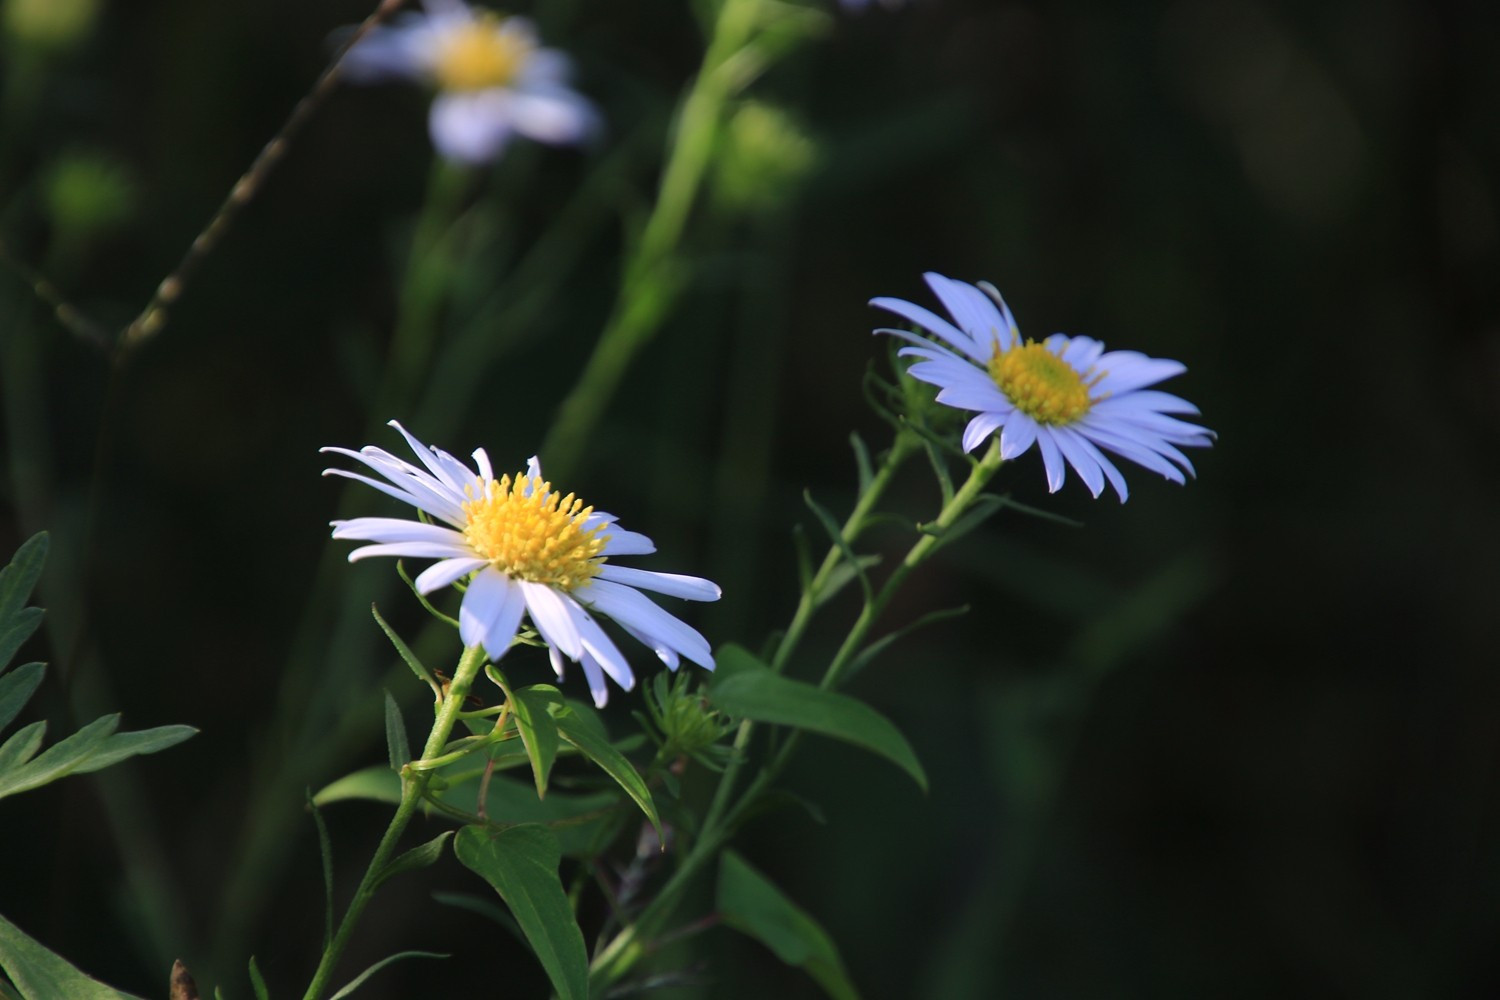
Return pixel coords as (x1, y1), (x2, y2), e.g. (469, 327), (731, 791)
(462, 474), (607, 591)
(433, 14), (529, 92)
(987, 340), (1097, 425)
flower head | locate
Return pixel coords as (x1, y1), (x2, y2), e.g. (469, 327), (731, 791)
(323, 422), (720, 706)
(873, 272), (1213, 502)
(342, 0), (597, 164)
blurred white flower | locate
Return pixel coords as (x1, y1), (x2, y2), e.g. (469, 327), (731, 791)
(343, 0), (597, 164)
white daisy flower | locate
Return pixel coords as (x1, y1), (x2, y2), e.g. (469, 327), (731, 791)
(872, 272), (1213, 502)
(342, 0), (597, 164)
(323, 422), (720, 707)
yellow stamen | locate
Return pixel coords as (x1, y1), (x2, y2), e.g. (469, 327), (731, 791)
(462, 474), (607, 591)
(433, 14), (529, 92)
(987, 339), (1098, 425)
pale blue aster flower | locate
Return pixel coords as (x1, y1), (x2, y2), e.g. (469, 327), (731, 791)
(873, 272), (1214, 502)
(342, 0), (597, 164)
(323, 422), (719, 707)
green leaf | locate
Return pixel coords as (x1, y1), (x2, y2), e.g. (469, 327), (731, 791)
(553, 710), (660, 836)
(306, 792), (335, 947)
(312, 767), (401, 807)
(813, 555), (882, 610)
(849, 432), (873, 498)
(803, 491), (871, 603)
(0, 611), (43, 679)
(0, 664), (44, 734)
(511, 686), (562, 798)
(0, 534), (47, 624)
(372, 605), (440, 695)
(372, 831), (452, 890)
(455, 825), (588, 1000)
(0, 722), (46, 773)
(326, 951), (447, 1000)
(0, 714), (117, 800)
(247, 956), (268, 1000)
(709, 646), (927, 792)
(66, 725), (197, 776)
(0, 910), (147, 999)
(384, 691), (411, 771)
(842, 604), (970, 685)
(716, 851), (860, 1000)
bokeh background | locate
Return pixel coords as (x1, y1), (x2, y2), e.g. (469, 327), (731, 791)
(2, 0), (1498, 996)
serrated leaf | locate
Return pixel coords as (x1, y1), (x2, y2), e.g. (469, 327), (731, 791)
(0, 911), (147, 999)
(327, 951), (447, 1000)
(0, 610), (43, 679)
(0, 533), (47, 623)
(0, 663), (44, 734)
(0, 721), (46, 773)
(384, 691), (411, 771)
(717, 851), (859, 1000)
(709, 646), (926, 792)
(372, 605), (440, 695)
(455, 825), (588, 1000)
(67, 725), (197, 776)
(0, 714), (118, 801)
(511, 686), (562, 798)
(553, 711), (660, 836)
(372, 831), (452, 890)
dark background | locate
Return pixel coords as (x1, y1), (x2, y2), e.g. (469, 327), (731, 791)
(2, 0), (1498, 997)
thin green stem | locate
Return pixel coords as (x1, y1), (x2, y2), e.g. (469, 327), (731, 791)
(300, 643), (488, 1000)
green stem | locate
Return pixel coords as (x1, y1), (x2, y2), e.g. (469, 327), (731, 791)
(300, 643), (488, 1000)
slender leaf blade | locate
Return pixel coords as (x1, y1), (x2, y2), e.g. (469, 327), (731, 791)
(68, 725), (197, 776)
(384, 691), (411, 771)
(717, 851), (860, 1000)
(326, 951), (448, 1000)
(553, 712), (660, 835)
(247, 957), (268, 1000)
(511, 686), (561, 798)
(372, 605), (440, 694)
(0, 911), (147, 999)
(0, 663), (44, 735)
(372, 831), (453, 890)
(454, 825), (588, 1000)
(709, 646), (927, 791)
(312, 766), (401, 807)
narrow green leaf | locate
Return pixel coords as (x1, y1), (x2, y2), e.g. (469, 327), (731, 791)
(326, 951), (448, 1000)
(812, 555), (882, 610)
(709, 646), (927, 792)
(455, 825), (588, 1000)
(306, 792), (335, 948)
(717, 851), (860, 1000)
(917, 494), (1006, 552)
(803, 491), (871, 603)
(511, 686), (562, 798)
(0, 611), (43, 678)
(395, 562), (460, 628)
(67, 725), (197, 776)
(312, 767), (401, 807)
(0, 663), (44, 734)
(247, 956), (269, 1000)
(842, 605), (970, 685)
(0, 714), (118, 801)
(0, 911), (147, 999)
(849, 432), (873, 498)
(384, 691), (411, 771)
(0, 533), (47, 623)
(371, 605), (440, 695)
(791, 524), (813, 594)
(0, 721), (46, 773)
(922, 439), (955, 505)
(372, 831), (453, 890)
(553, 711), (660, 836)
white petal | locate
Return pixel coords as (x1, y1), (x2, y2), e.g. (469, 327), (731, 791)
(508, 86), (598, 145)
(578, 654), (609, 708)
(961, 411), (1005, 453)
(519, 581), (583, 660)
(413, 557), (487, 594)
(387, 420), (477, 493)
(330, 517), (467, 546)
(595, 565), (721, 601)
(998, 413), (1038, 460)
(599, 529), (655, 556)
(345, 540), (474, 563)
(460, 569), (525, 660)
(576, 612), (635, 691)
(429, 92), (514, 164)
(576, 579), (713, 669)
(618, 622), (681, 670)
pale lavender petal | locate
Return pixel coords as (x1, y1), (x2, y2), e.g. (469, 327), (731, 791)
(596, 565), (721, 601)
(962, 411), (1006, 453)
(924, 273), (1006, 351)
(1051, 428), (1105, 498)
(430, 92), (514, 164)
(998, 412), (1038, 460)
(870, 297), (982, 359)
(1036, 428), (1068, 492)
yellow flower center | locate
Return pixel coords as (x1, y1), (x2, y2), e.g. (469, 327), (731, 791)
(433, 14), (529, 92)
(987, 340), (1096, 425)
(462, 474), (607, 591)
